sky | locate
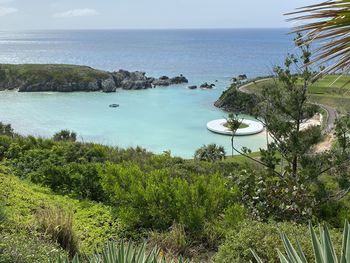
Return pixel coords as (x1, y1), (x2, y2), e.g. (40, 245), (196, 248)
(0, 0), (321, 30)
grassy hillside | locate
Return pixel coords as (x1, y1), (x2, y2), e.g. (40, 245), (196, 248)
(0, 167), (122, 261)
(239, 75), (350, 113)
(0, 64), (110, 86)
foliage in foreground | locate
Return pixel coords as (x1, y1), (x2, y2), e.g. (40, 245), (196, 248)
(253, 220), (350, 263)
(52, 241), (187, 263)
(214, 220), (342, 263)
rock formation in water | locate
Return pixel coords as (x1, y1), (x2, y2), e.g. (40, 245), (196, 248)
(0, 64), (189, 93)
(200, 82), (215, 89)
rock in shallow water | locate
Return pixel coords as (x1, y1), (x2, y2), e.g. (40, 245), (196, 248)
(109, 104), (120, 108)
(200, 82), (215, 89)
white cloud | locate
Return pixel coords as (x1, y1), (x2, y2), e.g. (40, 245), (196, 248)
(0, 0), (14, 3)
(54, 8), (98, 18)
(0, 6), (17, 16)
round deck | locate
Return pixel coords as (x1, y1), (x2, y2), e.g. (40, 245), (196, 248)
(207, 119), (264, 136)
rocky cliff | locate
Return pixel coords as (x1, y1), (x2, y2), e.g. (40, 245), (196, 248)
(0, 64), (188, 92)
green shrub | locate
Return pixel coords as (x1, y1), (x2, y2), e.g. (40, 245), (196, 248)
(194, 144), (226, 162)
(53, 130), (77, 142)
(30, 162), (105, 201)
(0, 122), (14, 137)
(99, 162), (240, 233)
(0, 229), (67, 263)
(214, 221), (343, 263)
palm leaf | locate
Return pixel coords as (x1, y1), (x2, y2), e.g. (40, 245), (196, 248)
(287, 0), (350, 74)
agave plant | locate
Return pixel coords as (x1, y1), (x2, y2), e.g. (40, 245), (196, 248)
(287, 0), (350, 74)
(51, 241), (187, 263)
(252, 220), (350, 262)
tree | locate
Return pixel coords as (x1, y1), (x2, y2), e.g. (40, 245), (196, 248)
(227, 36), (332, 220)
(287, 0), (350, 74)
(227, 35), (350, 221)
(231, 34), (322, 177)
(0, 122), (14, 137)
(194, 144), (226, 162)
(53, 130), (77, 142)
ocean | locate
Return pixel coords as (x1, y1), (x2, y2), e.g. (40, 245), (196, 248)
(0, 29), (293, 158)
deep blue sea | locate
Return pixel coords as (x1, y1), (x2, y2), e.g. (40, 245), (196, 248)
(0, 29), (294, 158)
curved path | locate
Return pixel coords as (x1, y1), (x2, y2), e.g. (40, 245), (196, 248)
(238, 78), (338, 132)
(313, 103), (338, 132)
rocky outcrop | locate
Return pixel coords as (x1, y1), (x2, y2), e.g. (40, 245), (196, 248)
(0, 64), (189, 93)
(101, 77), (117, 93)
(214, 85), (259, 114)
(200, 82), (215, 89)
(188, 85), (197, 90)
(152, 74), (188, 87)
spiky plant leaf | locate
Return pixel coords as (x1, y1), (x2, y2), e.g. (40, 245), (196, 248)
(287, 0), (350, 74)
(278, 249), (291, 263)
(280, 233), (304, 263)
(341, 220), (350, 262)
(250, 249), (264, 263)
(310, 222), (325, 263)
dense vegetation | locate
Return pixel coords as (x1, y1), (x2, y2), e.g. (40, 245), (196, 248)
(0, 64), (110, 88)
(0, 113), (349, 261)
(222, 75), (350, 114)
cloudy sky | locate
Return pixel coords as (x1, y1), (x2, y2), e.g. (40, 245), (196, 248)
(0, 0), (320, 30)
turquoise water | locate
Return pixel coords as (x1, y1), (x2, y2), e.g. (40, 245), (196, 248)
(0, 84), (268, 158)
(0, 29), (292, 158)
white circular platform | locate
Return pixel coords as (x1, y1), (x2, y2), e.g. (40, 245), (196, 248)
(207, 118), (264, 136)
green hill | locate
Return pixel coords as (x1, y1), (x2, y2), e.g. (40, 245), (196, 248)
(0, 167), (122, 262)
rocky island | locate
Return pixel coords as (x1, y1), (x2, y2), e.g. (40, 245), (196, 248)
(0, 64), (188, 92)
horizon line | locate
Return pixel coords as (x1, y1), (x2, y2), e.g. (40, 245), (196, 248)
(0, 27), (291, 32)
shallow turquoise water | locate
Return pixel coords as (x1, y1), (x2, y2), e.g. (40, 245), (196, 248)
(0, 29), (291, 157)
(0, 82), (267, 158)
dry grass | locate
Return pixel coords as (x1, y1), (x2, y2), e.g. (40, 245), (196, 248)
(149, 223), (189, 258)
(36, 206), (78, 256)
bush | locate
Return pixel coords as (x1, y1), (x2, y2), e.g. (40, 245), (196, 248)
(234, 168), (315, 222)
(30, 162), (105, 201)
(194, 144), (226, 162)
(53, 130), (77, 142)
(0, 122), (14, 137)
(99, 162), (240, 233)
(214, 221), (342, 263)
(0, 229), (67, 263)
(36, 207), (78, 256)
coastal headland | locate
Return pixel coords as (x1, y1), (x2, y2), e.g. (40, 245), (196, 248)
(0, 64), (188, 92)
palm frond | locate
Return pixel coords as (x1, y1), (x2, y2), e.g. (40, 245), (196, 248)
(287, 0), (350, 74)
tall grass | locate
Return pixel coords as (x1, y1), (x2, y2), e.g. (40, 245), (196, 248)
(36, 207), (78, 256)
